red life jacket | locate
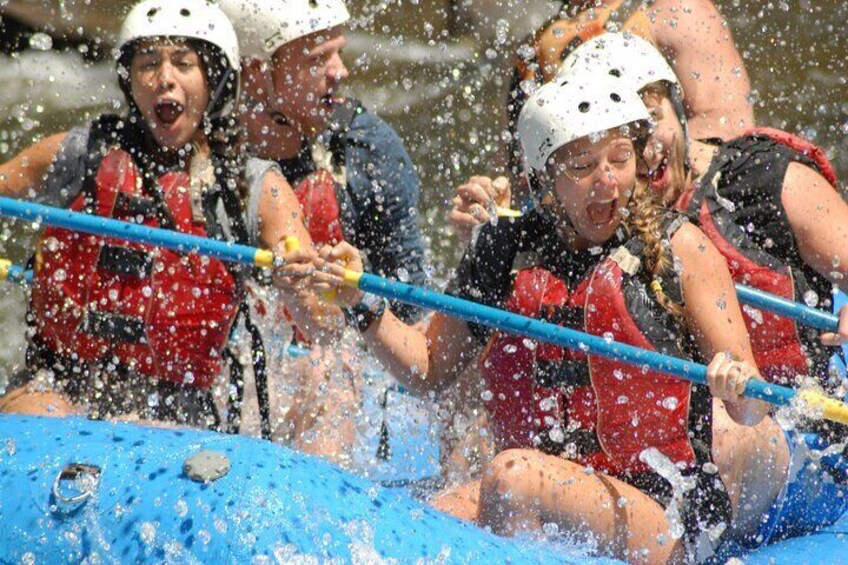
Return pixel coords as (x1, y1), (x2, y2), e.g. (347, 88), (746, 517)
(479, 246), (706, 477)
(292, 168), (345, 246)
(675, 128), (839, 386)
(30, 148), (241, 389)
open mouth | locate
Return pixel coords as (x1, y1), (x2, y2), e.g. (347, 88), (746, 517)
(154, 100), (184, 126)
(586, 199), (618, 225)
(645, 160), (670, 195)
(320, 92), (341, 108)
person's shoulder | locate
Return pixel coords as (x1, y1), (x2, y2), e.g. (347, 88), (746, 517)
(245, 156), (281, 183)
(346, 103), (403, 146)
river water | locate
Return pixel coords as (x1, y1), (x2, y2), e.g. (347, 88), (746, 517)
(0, 0), (845, 382)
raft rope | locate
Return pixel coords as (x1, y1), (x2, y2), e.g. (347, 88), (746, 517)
(1, 196), (847, 424)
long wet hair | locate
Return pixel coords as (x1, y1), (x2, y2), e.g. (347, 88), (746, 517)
(624, 171), (686, 321)
(639, 81), (690, 205)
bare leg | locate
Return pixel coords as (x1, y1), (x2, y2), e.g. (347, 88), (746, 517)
(0, 385), (75, 417)
(430, 479), (481, 522)
(478, 449), (685, 565)
(288, 348), (361, 466)
(711, 399), (789, 537)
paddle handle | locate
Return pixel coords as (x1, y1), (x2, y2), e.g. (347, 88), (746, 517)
(735, 284), (838, 332)
(344, 271), (848, 424)
(0, 196), (270, 268)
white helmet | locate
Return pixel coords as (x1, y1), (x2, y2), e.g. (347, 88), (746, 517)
(558, 32), (689, 166)
(117, 0), (241, 119)
(557, 32), (679, 95)
(518, 76), (650, 176)
(218, 0), (351, 61)
(118, 0), (240, 70)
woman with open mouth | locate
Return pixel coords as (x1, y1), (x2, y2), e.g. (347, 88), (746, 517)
(303, 76), (777, 563)
(559, 31), (848, 555)
(0, 0), (320, 430)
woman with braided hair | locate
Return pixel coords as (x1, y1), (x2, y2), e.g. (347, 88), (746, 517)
(300, 76), (780, 563)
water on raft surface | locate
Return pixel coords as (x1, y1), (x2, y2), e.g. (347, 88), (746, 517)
(0, 1), (845, 559)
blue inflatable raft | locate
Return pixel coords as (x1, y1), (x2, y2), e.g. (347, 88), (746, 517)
(0, 415), (621, 564)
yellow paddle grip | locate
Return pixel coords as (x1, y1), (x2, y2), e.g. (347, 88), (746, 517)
(798, 389), (848, 425)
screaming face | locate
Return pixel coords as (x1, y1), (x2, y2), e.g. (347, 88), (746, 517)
(129, 40), (210, 151)
(548, 130), (637, 246)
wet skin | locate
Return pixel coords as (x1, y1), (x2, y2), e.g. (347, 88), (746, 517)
(547, 131), (636, 247)
(129, 40), (210, 151)
(242, 26), (349, 160)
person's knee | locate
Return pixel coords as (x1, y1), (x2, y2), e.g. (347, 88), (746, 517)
(481, 448), (536, 500)
(0, 387), (73, 417)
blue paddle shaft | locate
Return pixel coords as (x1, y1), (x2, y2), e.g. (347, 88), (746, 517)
(7, 264), (31, 284)
(0, 195), (802, 407)
(358, 273), (796, 407)
(736, 284), (838, 332)
(0, 196), (260, 266)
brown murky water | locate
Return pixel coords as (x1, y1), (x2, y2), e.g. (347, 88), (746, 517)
(0, 0), (845, 378)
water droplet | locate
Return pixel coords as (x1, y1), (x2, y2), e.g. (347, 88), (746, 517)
(662, 397), (679, 410)
(548, 427), (565, 443)
(480, 389), (493, 401)
(522, 338), (536, 351)
(140, 521), (157, 544)
(397, 267), (410, 282)
(53, 269), (67, 282)
(174, 498), (188, 518)
(613, 369), (625, 381)
(29, 32), (53, 51)
(147, 392), (159, 408)
(603, 332), (614, 343)
(142, 286), (153, 298)
(542, 522), (560, 536)
(803, 290), (819, 307)
(617, 395), (629, 404)
(503, 344), (517, 354)
(5, 439), (16, 456)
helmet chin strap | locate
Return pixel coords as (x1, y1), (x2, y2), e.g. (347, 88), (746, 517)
(668, 86), (691, 172)
(206, 68), (235, 121)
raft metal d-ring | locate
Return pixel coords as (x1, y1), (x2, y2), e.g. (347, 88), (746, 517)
(52, 463), (102, 505)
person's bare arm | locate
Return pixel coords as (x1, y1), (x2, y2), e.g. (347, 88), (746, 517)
(313, 241), (480, 395)
(257, 169), (344, 343)
(650, 0), (754, 140)
(0, 133), (67, 198)
(781, 162), (848, 345)
(782, 163), (848, 290)
(671, 222), (769, 425)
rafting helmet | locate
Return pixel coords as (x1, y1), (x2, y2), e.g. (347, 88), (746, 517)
(558, 32), (689, 152)
(518, 75), (650, 182)
(116, 0), (241, 119)
(219, 0), (351, 61)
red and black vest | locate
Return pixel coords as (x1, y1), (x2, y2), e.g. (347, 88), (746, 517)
(479, 238), (713, 478)
(29, 119), (245, 390)
(280, 98), (363, 248)
(676, 128), (839, 387)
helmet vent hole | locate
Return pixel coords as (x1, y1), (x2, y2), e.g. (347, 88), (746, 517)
(146, 8), (159, 17)
(610, 93), (622, 103)
(609, 68), (622, 77)
(578, 102), (590, 113)
(180, 8), (190, 16)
